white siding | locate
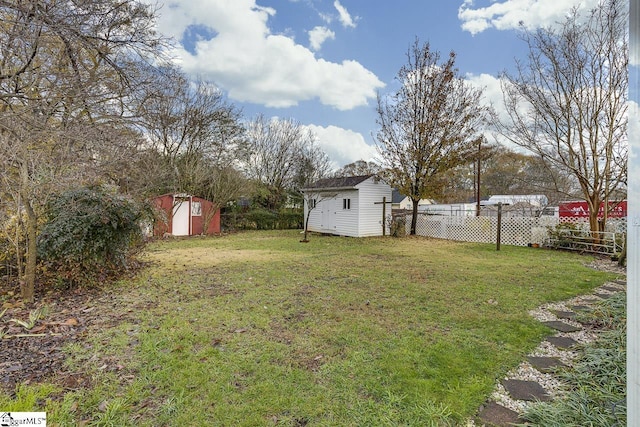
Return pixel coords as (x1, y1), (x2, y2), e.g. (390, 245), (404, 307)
(304, 194), (336, 233)
(303, 177), (392, 237)
(334, 190), (359, 237)
(356, 178), (392, 237)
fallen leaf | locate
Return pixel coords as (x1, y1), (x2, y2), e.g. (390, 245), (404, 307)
(98, 400), (109, 412)
(63, 318), (79, 326)
(233, 328), (247, 334)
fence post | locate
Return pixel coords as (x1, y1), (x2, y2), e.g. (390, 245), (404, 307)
(496, 203), (502, 251)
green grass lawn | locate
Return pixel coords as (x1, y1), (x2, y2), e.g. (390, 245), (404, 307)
(1, 231), (618, 426)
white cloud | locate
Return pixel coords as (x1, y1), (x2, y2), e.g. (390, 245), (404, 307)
(151, 0), (382, 110)
(465, 72), (522, 149)
(334, 0), (357, 28)
(458, 0), (600, 35)
(306, 124), (377, 169)
(308, 26), (335, 51)
(465, 72), (505, 119)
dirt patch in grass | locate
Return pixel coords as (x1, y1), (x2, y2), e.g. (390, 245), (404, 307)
(0, 280), (151, 396)
(145, 248), (285, 271)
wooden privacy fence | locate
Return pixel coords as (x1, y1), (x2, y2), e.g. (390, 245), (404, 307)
(399, 212), (626, 255)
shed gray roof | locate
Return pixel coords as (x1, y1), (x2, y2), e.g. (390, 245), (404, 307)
(302, 174), (374, 191)
(392, 189), (406, 203)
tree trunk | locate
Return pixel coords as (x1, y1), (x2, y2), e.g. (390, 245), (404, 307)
(587, 197), (601, 245)
(21, 197), (37, 303)
(618, 233), (627, 267)
(302, 212), (311, 242)
(410, 199), (419, 235)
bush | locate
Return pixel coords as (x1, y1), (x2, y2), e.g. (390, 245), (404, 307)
(389, 215), (406, 237)
(221, 207), (303, 231)
(37, 186), (148, 286)
(276, 209), (303, 229)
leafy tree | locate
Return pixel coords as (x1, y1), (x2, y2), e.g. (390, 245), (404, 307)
(493, 0), (628, 235)
(376, 39), (489, 234)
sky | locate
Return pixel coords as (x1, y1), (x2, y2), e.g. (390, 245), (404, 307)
(149, 0), (603, 170)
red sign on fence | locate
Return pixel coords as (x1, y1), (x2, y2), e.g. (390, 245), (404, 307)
(558, 201), (627, 219)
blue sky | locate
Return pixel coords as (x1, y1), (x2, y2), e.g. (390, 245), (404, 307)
(150, 0), (602, 169)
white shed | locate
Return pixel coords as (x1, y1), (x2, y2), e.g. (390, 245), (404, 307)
(301, 175), (393, 237)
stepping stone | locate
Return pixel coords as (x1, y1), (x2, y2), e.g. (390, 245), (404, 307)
(551, 310), (576, 320)
(502, 379), (551, 402)
(601, 285), (623, 292)
(542, 321), (581, 333)
(545, 336), (578, 349)
(527, 356), (567, 372)
(614, 279), (626, 286)
(477, 401), (523, 427)
(569, 305), (592, 312)
(594, 293), (613, 300)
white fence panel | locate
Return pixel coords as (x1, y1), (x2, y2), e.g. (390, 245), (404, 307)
(402, 213), (626, 250)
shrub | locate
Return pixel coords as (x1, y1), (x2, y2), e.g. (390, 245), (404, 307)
(37, 186), (148, 286)
(222, 207), (303, 231)
(389, 215), (406, 237)
(246, 208), (278, 230)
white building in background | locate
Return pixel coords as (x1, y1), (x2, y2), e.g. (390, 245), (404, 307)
(391, 189), (435, 210)
(484, 195), (549, 207)
(302, 175), (393, 237)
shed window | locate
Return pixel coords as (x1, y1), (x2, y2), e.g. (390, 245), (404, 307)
(309, 198), (317, 209)
(343, 198), (351, 210)
(191, 201), (202, 216)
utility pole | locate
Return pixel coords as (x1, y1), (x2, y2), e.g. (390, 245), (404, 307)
(476, 138), (482, 217)
(628, 0), (639, 425)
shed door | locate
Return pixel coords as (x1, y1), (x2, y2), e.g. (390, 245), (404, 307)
(172, 199), (190, 236)
(322, 199), (334, 232)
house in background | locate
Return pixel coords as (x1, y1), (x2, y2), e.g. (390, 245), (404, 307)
(152, 193), (220, 236)
(301, 175), (392, 237)
(391, 189), (435, 211)
(484, 194), (549, 207)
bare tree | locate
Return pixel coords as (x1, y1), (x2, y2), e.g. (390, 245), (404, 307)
(333, 160), (382, 177)
(376, 39), (489, 234)
(440, 149), (575, 204)
(189, 160), (248, 234)
(0, 0), (162, 301)
(493, 0), (628, 235)
(292, 138), (332, 191)
(300, 191), (336, 242)
(132, 64), (246, 233)
(138, 65), (243, 174)
(240, 114), (329, 210)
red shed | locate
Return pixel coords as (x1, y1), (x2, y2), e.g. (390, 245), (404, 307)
(152, 194), (221, 236)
